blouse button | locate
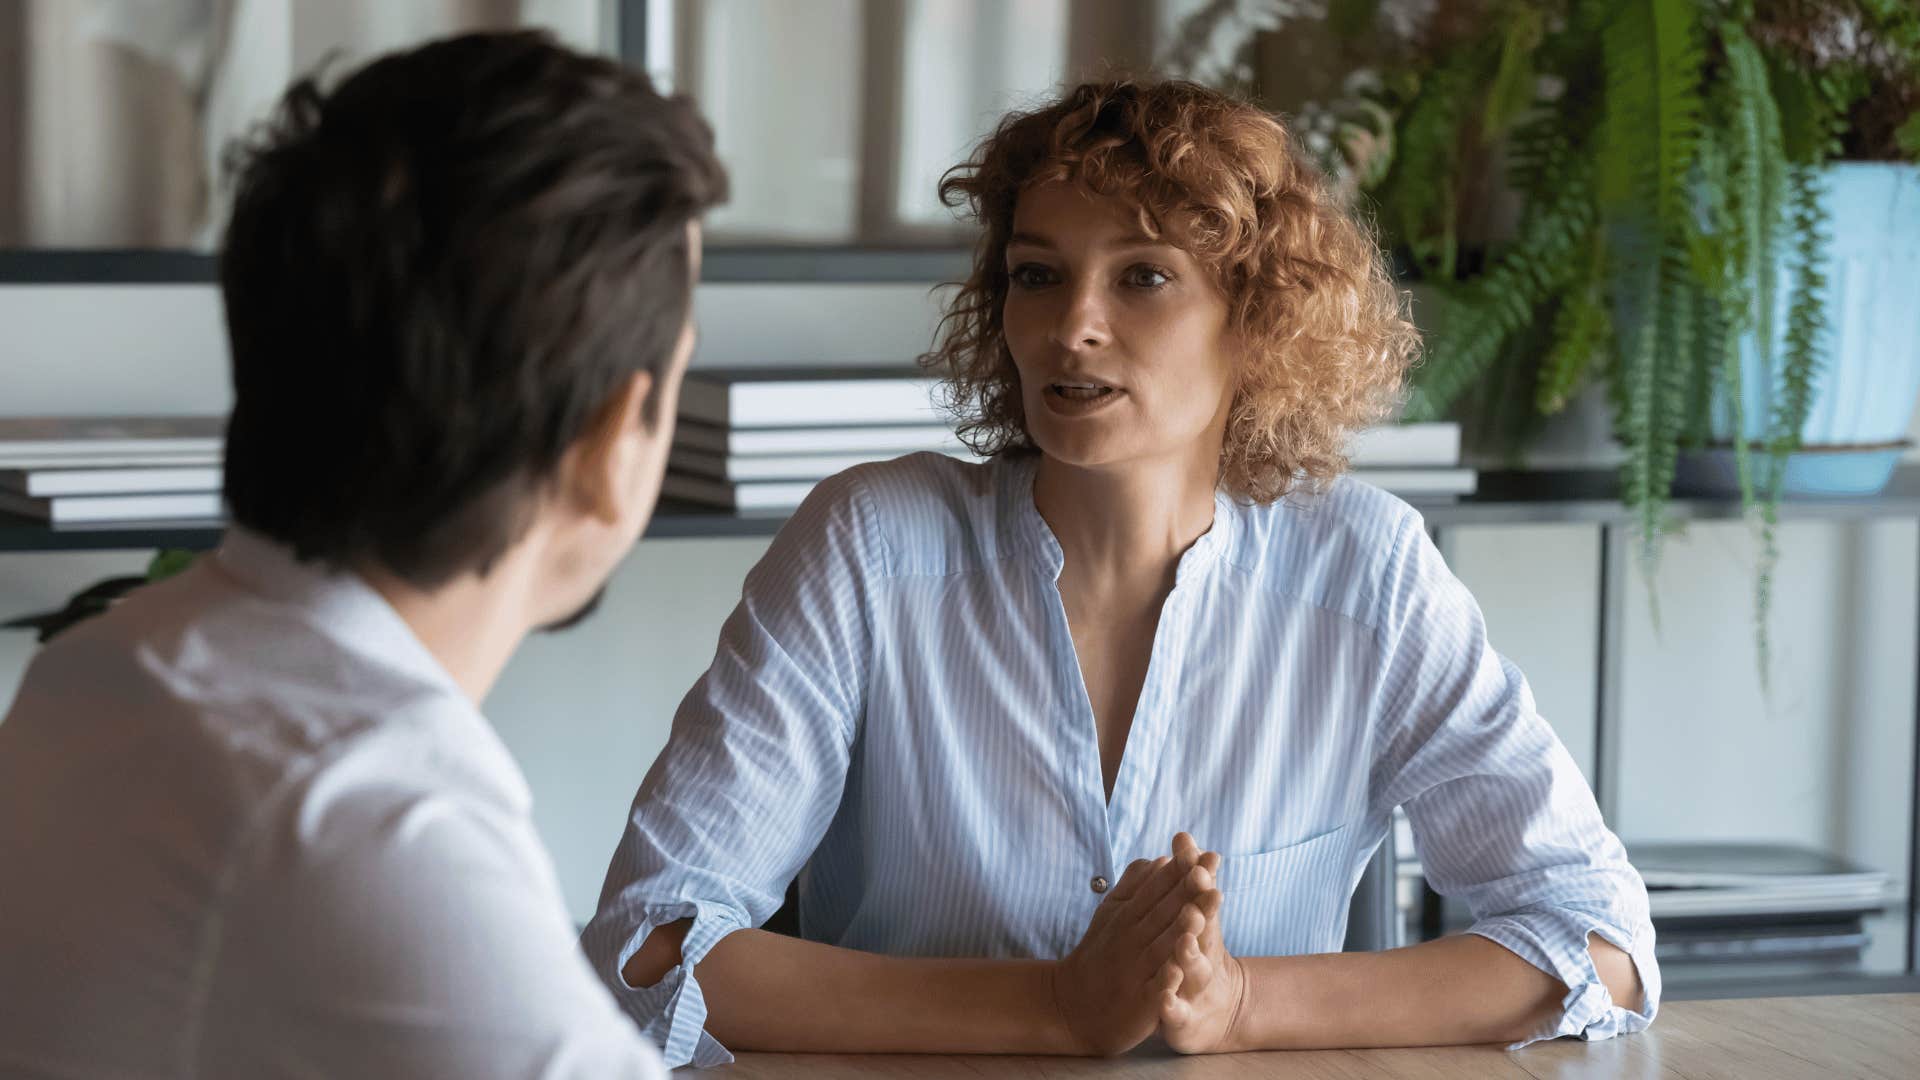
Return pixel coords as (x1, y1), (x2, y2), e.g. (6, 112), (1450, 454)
(1090, 875), (1109, 895)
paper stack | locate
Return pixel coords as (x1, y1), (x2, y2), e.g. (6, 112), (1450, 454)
(0, 417), (225, 524)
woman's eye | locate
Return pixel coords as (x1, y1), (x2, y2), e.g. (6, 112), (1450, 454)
(1124, 265), (1171, 289)
(1008, 263), (1056, 289)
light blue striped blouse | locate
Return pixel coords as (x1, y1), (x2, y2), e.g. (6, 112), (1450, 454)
(583, 452), (1659, 1068)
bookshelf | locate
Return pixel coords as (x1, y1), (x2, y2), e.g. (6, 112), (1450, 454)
(6, 467), (1919, 553)
(3, 465), (1918, 1001)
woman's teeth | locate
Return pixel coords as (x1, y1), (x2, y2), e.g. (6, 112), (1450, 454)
(1052, 384), (1114, 400)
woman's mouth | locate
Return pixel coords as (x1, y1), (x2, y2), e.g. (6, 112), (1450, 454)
(1043, 381), (1125, 416)
(1050, 382), (1115, 401)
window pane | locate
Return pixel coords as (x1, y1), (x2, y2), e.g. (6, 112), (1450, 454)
(1, 0), (613, 250)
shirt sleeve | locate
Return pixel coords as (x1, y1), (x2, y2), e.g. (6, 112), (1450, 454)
(219, 756), (669, 1079)
(581, 469), (883, 1068)
(1367, 511), (1660, 1048)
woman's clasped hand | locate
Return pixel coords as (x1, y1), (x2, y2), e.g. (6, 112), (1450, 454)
(1049, 832), (1250, 1056)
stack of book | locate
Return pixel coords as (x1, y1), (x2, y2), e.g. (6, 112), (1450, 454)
(663, 368), (1472, 511)
(1633, 841), (1895, 984)
(0, 417), (225, 524)
(1397, 831), (1897, 984)
(1343, 422), (1472, 497)
(664, 368), (971, 511)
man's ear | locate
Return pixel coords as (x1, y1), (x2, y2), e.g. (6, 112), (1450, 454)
(565, 369), (655, 526)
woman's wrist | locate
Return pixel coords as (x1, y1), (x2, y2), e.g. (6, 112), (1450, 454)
(1216, 953), (1256, 1053)
(1045, 959), (1094, 1055)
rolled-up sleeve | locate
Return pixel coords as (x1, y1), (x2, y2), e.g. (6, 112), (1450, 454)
(1367, 511), (1660, 1047)
(581, 470), (883, 1068)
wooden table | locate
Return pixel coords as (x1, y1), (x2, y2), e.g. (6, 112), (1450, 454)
(679, 994), (1919, 1078)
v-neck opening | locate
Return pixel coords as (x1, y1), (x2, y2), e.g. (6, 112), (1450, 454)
(1006, 456), (1229, 847)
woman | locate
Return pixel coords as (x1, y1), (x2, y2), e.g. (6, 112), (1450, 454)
(583, 79), (1657, 1069)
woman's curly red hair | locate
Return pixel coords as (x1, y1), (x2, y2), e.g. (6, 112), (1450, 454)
(921, 78), (1420, 503)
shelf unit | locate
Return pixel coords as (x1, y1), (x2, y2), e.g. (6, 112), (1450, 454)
(7, 467), (1919, 553)
(4, 465), (1918, 1001)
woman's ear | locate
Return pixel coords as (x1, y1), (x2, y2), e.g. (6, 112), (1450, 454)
(564, 369), (656, 526)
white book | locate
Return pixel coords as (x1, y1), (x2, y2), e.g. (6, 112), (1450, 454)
(0, 489), (223, 524)
(674, 421), (964, 456)
(679, 368), (940, 428)
(667, 465), (1477, 512)
(1346, 422), (1460, 467)
(1345, 467), (1478, 498)
(0, 451), (222, 470)
(662, 473), (816, 511)
(670, 447), (978, 482)
(1647, 881), (1897, 919)
(1632, 842), (1889, 891)
(0, 466), (222, 497)
(0, 416), (223, 456)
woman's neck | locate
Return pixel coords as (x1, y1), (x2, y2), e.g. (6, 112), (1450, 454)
(1032, 449), (1219, 593)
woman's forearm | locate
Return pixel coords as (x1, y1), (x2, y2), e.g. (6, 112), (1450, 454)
(1231, 934), (1571, 1050)
(625, 919), (1079, 1055)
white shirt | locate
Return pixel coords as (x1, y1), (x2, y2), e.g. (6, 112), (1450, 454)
(0, 529), (666, 1080)
(585, 453), (1658, 1067)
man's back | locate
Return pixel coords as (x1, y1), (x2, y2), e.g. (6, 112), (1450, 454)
(0, 531), (665, 1079)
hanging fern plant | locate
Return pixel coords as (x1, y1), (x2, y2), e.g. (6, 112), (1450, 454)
(1363, 0), (1920, 679)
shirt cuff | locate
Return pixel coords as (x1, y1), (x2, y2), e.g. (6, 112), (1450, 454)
(604, 900), (744, 1069)
(1467, 906), (1661, 1049)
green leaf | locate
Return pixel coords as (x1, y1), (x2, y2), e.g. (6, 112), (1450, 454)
(1377, 30), (1508, 279)
(146, 549), (199, 583)
(1535, 247), (1610, 415)
(1897, 110), (1920, 158)
(1767, 165), (1831, 468)
(1482, 7), (1544, 139)
(1597, 0), (1706, 572)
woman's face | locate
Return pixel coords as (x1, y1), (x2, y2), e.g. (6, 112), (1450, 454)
(1001, 180), (1239, 476)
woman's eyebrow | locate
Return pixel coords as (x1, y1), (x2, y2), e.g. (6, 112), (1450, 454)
(1006, 230), (1172, 252)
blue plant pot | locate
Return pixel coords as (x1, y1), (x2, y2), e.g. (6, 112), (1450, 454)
(1674, 442), (1909, 497)
(1693, 162), (1920, 496)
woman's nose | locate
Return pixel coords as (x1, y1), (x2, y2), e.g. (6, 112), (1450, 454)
(1049, 283), (1111, 352)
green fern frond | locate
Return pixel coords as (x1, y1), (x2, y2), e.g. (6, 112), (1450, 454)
(1681, 281), (1723, 447)
(1535, 243), (1610, 415)
(1716, 22), (1796, 688)
(1768, 165), (1831, 467)
(1721, 26), (1788, 434)
(1769, 56), (1847, 164)
(1598, 0), (1706, 575)
(1598, 0), (1706, 230)
(1403, 168), (1594, 421)
(1483, 6), (1545, 139)
(1378, 44), (1483, 279)
(1645, 258), (1695, 567)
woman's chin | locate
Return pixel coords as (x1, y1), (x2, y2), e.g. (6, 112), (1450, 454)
(1033, 433), (1134, 472)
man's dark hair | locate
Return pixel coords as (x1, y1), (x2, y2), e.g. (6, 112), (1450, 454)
(220, 30), (726, 588)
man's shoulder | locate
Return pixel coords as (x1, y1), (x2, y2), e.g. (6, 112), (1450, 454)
(12, 561), (496, 825)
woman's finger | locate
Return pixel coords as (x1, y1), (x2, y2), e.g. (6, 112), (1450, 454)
(1131, 861), (1208, 938)
(1105, 857), (1155, 904)
(1156, 956), (1184, 995)
(1141, 899), (1207, 966)
(1119, 853), (1189, 921)
(1160, 986), (1190, 1028)
(1174, 931), (1214, 997)
(1172, 832), (1202, 866)
(1193, 884), (1226, 952)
